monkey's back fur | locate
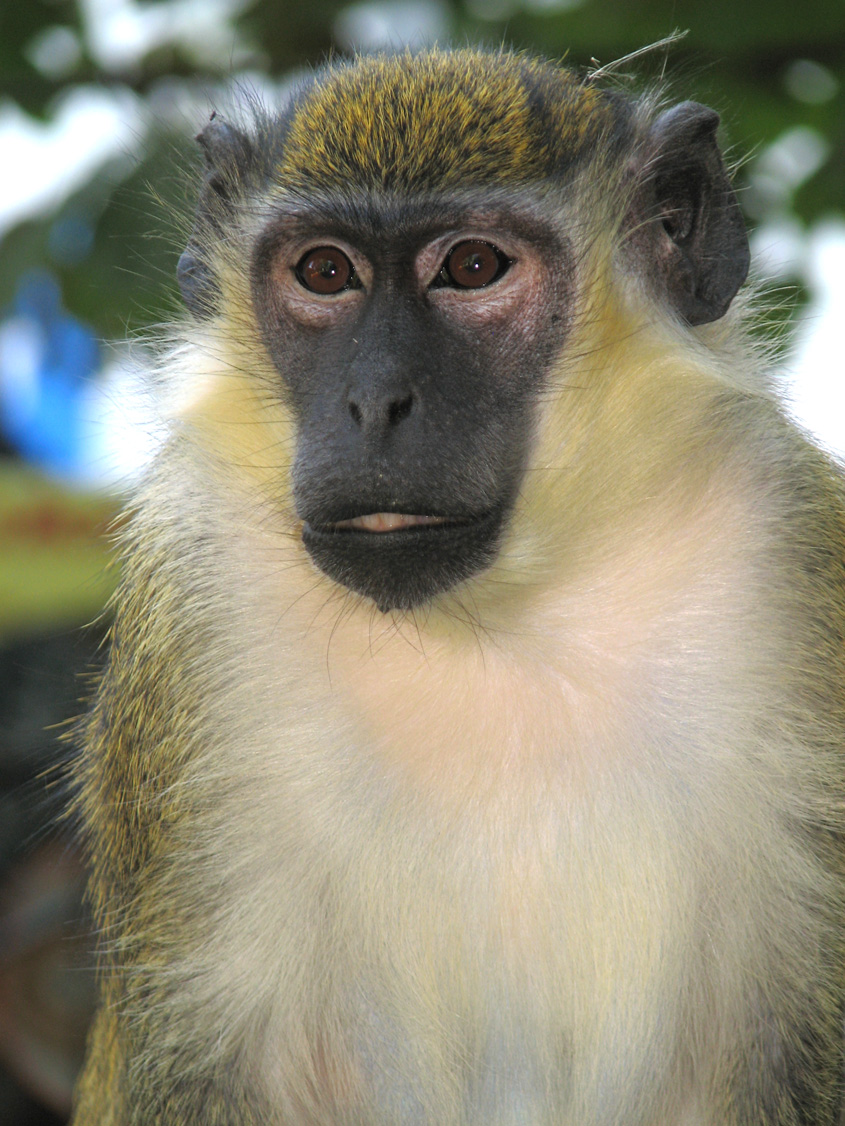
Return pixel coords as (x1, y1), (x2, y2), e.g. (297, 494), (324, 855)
(72, 47), (845, 1126)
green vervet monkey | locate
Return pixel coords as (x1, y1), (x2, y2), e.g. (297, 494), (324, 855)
(71, 47), (845, 1125)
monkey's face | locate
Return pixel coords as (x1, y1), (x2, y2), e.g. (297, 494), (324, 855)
(251, 195), (572, 612)
(178, 52), (749, 613)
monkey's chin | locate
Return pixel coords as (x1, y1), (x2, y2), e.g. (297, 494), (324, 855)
(301, 510), (503, 612)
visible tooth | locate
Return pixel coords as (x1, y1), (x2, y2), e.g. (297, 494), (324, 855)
(368, 513), (406, 531)
(335, 513), (449, 532)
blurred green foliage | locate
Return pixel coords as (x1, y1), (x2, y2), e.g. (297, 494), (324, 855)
(1, 0), (842, 341)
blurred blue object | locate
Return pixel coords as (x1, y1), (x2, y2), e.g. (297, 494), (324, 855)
(48, 212), (95, 266)
(0, 271), (100, 478)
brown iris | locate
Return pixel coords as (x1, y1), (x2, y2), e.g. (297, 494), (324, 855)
(439, 240), (509, 289)
(296, 247), (355, 294)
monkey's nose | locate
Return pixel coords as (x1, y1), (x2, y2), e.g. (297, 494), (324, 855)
(348, 390), (414, 430)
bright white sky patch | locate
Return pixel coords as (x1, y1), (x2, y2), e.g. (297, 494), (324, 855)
(79, 0), (255, 72)
(0, 86), (144, 242)
(782, 220), (845, 460)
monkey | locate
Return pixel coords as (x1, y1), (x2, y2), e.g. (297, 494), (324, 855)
(70, 45), (845, 1125)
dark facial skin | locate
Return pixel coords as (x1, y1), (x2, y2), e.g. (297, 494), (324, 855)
(251, 193), (573, 611)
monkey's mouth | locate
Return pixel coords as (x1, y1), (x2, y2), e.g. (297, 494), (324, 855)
(301, 507), (502, 611)
(324, 512), (460, 533)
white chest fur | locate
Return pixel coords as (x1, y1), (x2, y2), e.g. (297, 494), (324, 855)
(161, 471), (817, 1126)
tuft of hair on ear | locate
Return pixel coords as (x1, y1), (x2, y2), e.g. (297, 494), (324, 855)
(175, 92), (296, 320)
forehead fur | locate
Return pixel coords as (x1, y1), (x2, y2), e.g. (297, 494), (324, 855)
(277, 48), (621, 194)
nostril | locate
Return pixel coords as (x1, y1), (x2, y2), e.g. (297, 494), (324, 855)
(388, 393), (413, 426)
(347, 391), (414, 429)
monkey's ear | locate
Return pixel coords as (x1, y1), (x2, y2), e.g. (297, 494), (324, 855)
(177, 115), (255, 318)
(632, 102), (749, 326)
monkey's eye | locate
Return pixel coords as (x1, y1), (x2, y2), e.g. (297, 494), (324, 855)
(296, 247), (359, 294)
(434, 240), (511, 289)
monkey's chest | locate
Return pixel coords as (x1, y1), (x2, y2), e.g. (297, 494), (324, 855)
(240, 575), (757, 1122)
(253, 787), (702, 1126)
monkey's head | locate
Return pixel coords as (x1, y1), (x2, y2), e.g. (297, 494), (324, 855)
(176, 49), (749, 613)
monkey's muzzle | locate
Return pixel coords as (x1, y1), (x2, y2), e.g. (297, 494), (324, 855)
(301, 507), (503, 612)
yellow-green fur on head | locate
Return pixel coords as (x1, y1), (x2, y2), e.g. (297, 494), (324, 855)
(278, 48), (620, 194)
